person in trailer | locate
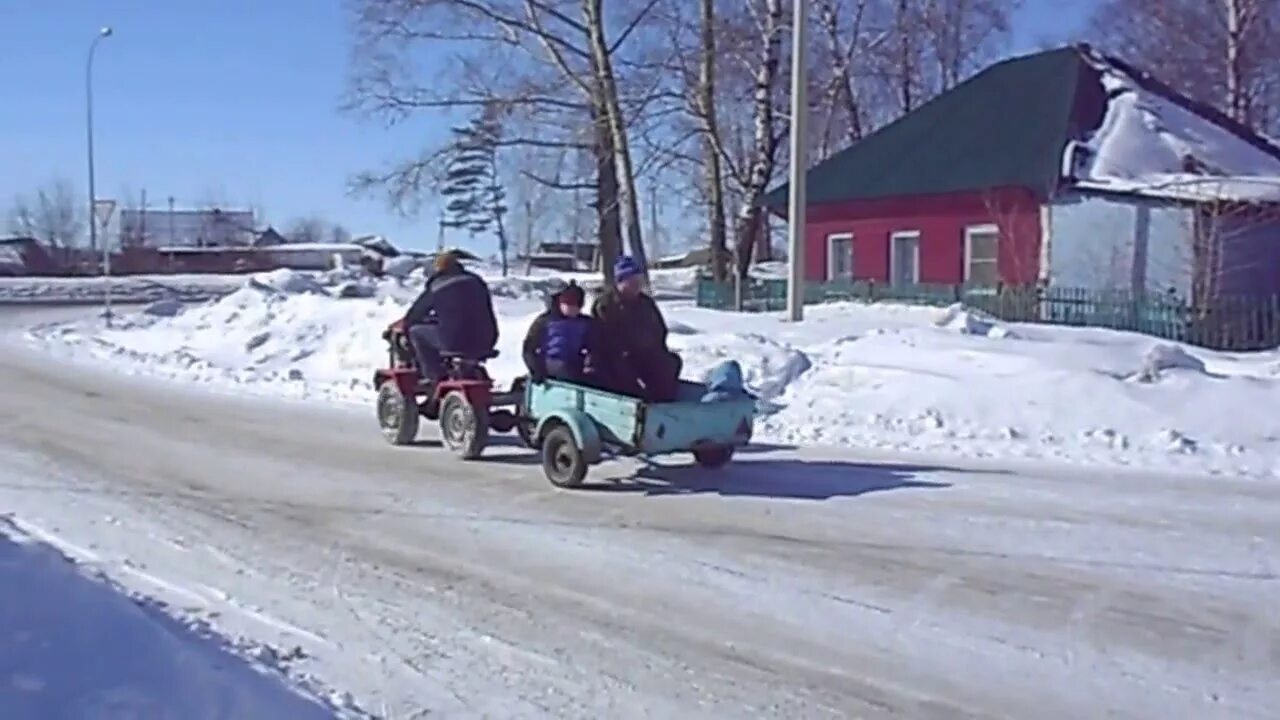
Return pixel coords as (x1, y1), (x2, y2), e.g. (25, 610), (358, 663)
(590, 256), (683, 402)
(522, 280), (601, 385)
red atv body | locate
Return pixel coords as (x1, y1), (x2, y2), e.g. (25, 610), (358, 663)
(373, 319), (522, 457)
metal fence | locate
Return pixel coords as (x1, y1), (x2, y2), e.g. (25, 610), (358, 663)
(694, 276), (1280, 351)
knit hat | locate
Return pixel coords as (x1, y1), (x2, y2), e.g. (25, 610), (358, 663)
(614, 256), (642, 283)
(433, 249), (462, 274)
(556, 281), (585, 306)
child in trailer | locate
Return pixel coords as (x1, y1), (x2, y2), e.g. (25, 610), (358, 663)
(521, 281), (602, 385)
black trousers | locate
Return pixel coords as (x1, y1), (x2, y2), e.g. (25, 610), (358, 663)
(407, 323), (444, 380)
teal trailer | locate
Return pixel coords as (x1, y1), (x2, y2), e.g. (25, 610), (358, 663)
(520, 379), (756, 487)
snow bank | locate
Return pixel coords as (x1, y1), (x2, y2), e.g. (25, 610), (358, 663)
(26, 272), (1280, 477)
(0, 519), (343, 718)
(933, 303), (1015, 339)
(0, 274), (247, 304)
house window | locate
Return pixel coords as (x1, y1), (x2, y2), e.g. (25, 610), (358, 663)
(890, 231), (920, 287)
(964, 224), (1000, 286)
(826, 233), (854, 281)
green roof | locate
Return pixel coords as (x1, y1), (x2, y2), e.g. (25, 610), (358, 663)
(765, 47), (1085, 208)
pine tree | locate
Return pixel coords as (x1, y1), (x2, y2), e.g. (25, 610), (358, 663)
(439, 103), (510, 275)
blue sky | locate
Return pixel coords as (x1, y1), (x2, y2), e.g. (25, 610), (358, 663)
(2, 0), (1097, 252)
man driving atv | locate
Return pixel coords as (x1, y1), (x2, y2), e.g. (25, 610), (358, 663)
(403, 250), (499, 385)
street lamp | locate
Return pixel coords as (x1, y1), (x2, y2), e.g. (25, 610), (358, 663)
(87, 26), (112, 320)
(785, 0), (807, 322)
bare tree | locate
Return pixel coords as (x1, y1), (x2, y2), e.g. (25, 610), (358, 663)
(1087, 0), (1280, 133)
(8, 178), (85, 250)
(286, 217), (329, 244)
(690, 0), (731, 280)
(732, 0), (786, 279)
(345, 0), (665, 280)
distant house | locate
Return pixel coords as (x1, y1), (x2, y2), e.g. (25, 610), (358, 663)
(766, 44), (1280, 302)
(253, 227), (289, 247)
(120, 207), (256, 248)
(518, 241), (598, 271)
(651, 247), (711, 270)
(0, 237), (59, 276)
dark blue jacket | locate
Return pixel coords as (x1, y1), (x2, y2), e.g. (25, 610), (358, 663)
(522, 304), (598, 377)
(404, 268), (498, 356)
(544, 316), (593, 365)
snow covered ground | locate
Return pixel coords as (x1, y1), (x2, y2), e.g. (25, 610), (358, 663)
(0, 328), (1276, 718)
(0, 273), (247, 305)
(23, 267), (1280, 479)
(0, 517), (348, 718)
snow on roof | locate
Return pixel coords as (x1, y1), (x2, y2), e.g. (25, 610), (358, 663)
(156, 246), (258, 254)
(262, 243), (367, 253)
(1075, 175), (1280, 203)
(1073, 50), (1280, 203)
(351, 235), (401, 257)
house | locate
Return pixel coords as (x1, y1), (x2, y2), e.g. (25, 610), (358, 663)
(253, 227), (289, 247)
(765, 45), (1280, 302)
(120, 207), (257, 248)
(651, 247), (711, 270)
(0, 237), (59, 276)
(517, 240), (598, 271)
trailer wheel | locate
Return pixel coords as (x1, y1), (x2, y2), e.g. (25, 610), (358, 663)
(541, 425), (588, 488)
(377, 382), (419, 446)
(440, 391), (488, 460)
(694, 445), (734, 469)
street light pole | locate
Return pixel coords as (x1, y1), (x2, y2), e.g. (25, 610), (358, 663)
(87, 26), (113, 320)
(785, 0), (807, 322)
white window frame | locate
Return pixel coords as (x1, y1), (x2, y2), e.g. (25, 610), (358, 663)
(889, 230), (921, 286)
(963, 223), (1000, 285)
(825, 232), (854, 281)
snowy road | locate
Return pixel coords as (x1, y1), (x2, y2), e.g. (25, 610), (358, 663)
(1, 308), (1277, 718)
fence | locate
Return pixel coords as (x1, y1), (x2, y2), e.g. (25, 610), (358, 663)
(694, 276), (1280, 351)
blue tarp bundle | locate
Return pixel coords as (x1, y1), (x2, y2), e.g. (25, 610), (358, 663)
(701, 360), (748, 403)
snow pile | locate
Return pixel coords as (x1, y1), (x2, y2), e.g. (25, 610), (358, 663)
(27, 276), (1280, 477)
(1074, 50), (1280, 202)
(1131, 343), (1208, 382)
(248, 269), (332, 295)
(933, 303), (1014, 339)
(0, 273), (247, 304)
(0, 519), (345, 718)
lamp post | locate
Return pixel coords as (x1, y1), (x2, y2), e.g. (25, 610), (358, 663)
(87, 26), (113, 320)
(785, 0), (807, 322)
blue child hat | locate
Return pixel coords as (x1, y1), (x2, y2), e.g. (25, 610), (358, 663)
(614, 255), (642, 283)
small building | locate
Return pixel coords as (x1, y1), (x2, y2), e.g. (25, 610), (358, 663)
(518, 241), (598, 271)
(766, 45), (1280, 302)
(0, 237), (59, 276)
(260, 243), (368, 271)
(121, 207), (257, 248)
(651, 247), (711, 270)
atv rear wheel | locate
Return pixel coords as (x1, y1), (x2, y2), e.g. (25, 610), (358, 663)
(440, 390), (489, 460)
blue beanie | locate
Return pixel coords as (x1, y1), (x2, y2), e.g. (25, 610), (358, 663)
(614, 256), (642, 283)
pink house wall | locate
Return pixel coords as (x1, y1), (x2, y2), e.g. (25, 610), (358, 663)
(796, 187), (1043, 284)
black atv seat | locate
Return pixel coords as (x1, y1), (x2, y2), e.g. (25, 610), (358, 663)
(441, 350), (499, 361)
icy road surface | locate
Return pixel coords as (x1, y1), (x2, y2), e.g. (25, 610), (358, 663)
(0, 308), (1277, 718)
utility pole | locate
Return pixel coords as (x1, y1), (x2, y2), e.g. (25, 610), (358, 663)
(167, 196), (176, 245)
(649, 182), (661, 263)
(571, 185), (581, 270)
(785, 0), (808, 322)
(138, 187), (147, 247)
(86, 26), (113, 258)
